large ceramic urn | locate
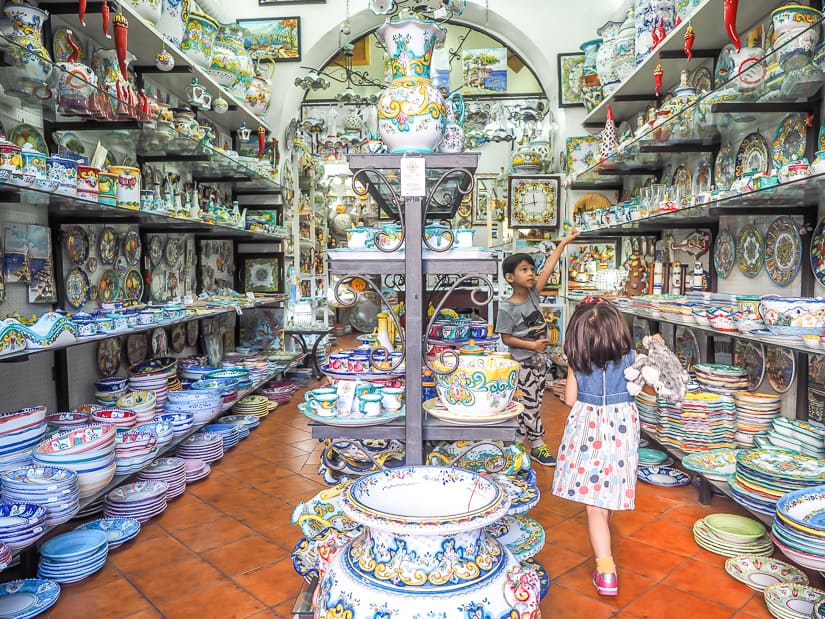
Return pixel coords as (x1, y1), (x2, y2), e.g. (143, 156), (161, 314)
(315, 466), (542, 619)
(376, 16), (447, 153)
(3, 3), (53, 100)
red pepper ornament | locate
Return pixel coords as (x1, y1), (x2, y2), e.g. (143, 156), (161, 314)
(652, 17), (664, 49)
(114, 11), (128, 79)
(724, 0), (740, 52)
(66, 29), (81, 63)
(79, 0), (87, 26)
(654, 63), (664, 96)
(257, 126), (266, 159)
(102, 0), (111, 38)
(684, 25), (695, 61)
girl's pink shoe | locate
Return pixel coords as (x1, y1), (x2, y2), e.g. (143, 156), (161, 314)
(592, 570), (618, 596)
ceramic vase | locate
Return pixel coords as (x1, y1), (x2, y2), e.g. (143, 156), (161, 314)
(3, 4), (53, 100)
(156, 0), (189, 47)
(93, 48), (138, 119)
(246, 56), (274, 115)
(108, 165), (141, 210)
(180, 11), (218, 68)
(596, 19), (623, 97)
(315, 467), (541, 619)
(635, 0), (675, 65)
(376, 17), (447, 153)
(437, 92), (465, 153)
(614, 8), (636, 83)
(579, 38), (603, 113)
(771, 4), (822, 63)
(55, 58), (97, 115)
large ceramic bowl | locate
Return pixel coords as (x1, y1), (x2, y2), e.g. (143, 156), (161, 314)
(35, 424), (116, 456)
(0, 406), (47, 436)
(759, 296), (825, 335)
(433, 355), (519, 416)
(707, 306), (736, 332)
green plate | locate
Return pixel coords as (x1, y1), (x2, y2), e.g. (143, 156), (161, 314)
(638, 447), (668, 464)
(704, 513), (767, 543)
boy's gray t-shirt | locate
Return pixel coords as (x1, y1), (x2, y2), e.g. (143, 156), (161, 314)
(495, 288), (547, 362)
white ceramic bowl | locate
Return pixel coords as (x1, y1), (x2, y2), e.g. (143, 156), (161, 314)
(760, 296), (825, 336)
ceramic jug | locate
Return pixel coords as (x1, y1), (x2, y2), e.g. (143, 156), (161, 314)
(579, 38), (603, 113)
(3, 3), (53, 100)
(54, 29), (97, 115)
(596, 19), (623, 96)
(614, 7), (636, 82)
(246, 56), (274, 115)
(376, 16), (447, 153)
(771, 4), (822, 63)
(156, 0), (189, 47)
(212, 22), (254, 98)
(93, 48), (138, 119)
(437, 92), (466, 153)
(635, 0), (675, 64)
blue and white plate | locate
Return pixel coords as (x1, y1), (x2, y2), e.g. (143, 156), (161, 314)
(637, 465), (691, 487)
(0, 579), (60, 619)
(39, 529), (108, 561)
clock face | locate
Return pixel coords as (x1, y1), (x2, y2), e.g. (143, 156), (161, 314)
(509, 177), (559, 228)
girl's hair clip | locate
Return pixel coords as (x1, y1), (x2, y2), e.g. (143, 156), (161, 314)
(580, 296), (607, 305)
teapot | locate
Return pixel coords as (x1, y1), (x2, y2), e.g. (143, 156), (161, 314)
(246, 55), (274, 116)
(54, 29), (98, 115)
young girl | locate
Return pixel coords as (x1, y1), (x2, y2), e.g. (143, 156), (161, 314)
(551, 297), (654, 597)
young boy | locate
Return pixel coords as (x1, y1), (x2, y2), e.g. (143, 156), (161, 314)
(496, 228), (580, 466)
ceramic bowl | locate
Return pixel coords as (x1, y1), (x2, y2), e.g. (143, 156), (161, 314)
(707, 306), (736, 332)
(35, 424), (116, 456)
(802, 335), (822, 349)
(760, 296), (825, 336)
(433, 355), (519, 416)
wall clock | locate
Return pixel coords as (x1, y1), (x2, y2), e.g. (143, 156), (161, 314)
(508, 175), (560, 229)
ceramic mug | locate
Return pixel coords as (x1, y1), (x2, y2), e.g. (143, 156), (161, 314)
(356, 392), (383, 417)
(305, 388), (338, 416)
(328, 352), (350, 371)
(76, 164), (99, 200)
(381, 387), (404, 411)
(97, 171), (118, 206)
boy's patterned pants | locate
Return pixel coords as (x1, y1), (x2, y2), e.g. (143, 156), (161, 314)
(515, 354), (547, 443)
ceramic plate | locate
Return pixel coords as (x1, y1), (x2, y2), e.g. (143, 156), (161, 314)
(98, 227), (117, 265)
(0, 579), (61, 618)
(299, 404), (405, 427)
(186, 320), (199, 347)
(53, 26), (87, 64)
(150, 328), (168, 357)
(764, 583), (825, 619)
(97, 338), (121, 377)
(734, 340), (766, 391)
(637, 465), (690, 486)
(675, 326), (700, 372)
(75, 517), (140, 546)
(147, 236), (163, 267)
(713, 229), (736, 279)
(735, 132), (770, 179)
(715, 145), (736, 189)
(765, 216), (802, 287)
(693, 158), (712, 194)
(64, 227), (89, 265)
(766, 346), (796, 394)
(772, 114), (808, 170)
(165, 238), (182, 268)
(65, 267), (90, 308)
(123, 269), (143, 301)
(170, 324), (185, 353)
(809, 216), (825, 286)
(725, 556), (808, 592)
(55, 131), (86, 158)
(122, 231), (141, 266)
(149, 268), (165, 302)
(483, 514), (545, 561)
(126, 334), (147, 366)
(692, 66), (713, 92)
(681, 449), (740, 481)
(736, 224), (764, 278)
(98, 269), (119, 302)
(671, 163), (692, 197)
(9, 123), (47, 153)
(423, 398), (524, 426)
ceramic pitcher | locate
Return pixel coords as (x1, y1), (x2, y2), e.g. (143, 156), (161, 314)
(156, 0), (189, 46)
(246, 56), (274, 115)
(180, 11), (219, 68)
(437, 92), (465, 153)
(3, 3), (53, 100)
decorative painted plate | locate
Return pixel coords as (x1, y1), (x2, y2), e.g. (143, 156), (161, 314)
(675, 326), (700, 372)
(147, 236), (163, 267)
(692, 66), (712, 93)
(64, 226), (89, 265)
(735, 132), (771, 179)
(736, 224), (764, 278)
(693, 158), (712, 194)
(681, 449), (740, 481)
(483, 514), (545, 561)
(170, 324), (185, 353)
(89, 284), (98, 301)
(713, 229), (736, 278)
(150, 328), (168, 357)
(725, 556), (809, 592)
(773, 113), (808, 170)
(810, 216), (825, 286)
(298, 403), (405, 427)
(165, 238), (182, 268)
(763, 583), (825, 619)
(149, 267), (165, 302)
(98, 269), (119, 302)
(186, 320), (199, 347)
(422, 398), (524, 426)
(56, 131), (86, 158)
(122, 231), (141, 266)
(126, 334), (147, 366)
(123, 269), (143, 301)
(97, 337), (122, 377)
(764, 216), (802, 287)
(766, 346), (796, 394)
(53, 26), (87, 63)
(115, 256), (128, 277)
(9, 123), (47, 153)
(65, 267), (90, 308)
(75, 517), (141, 547)
(734, 340), (766, 391)
(86, 256), (98, 274)
(637, 465), (691, 487)
(671, 163), (692, 197)
(98, 227), (117, 265)
(714, 145), (736, 189)
(0, 579), (61, 618)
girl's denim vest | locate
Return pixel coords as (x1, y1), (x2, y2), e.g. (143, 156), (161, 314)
(574, 351), (635, 406)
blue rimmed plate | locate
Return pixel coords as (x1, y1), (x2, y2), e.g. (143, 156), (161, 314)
(483, 513), (545, 561)
(74, 517), (141, 549)
(0, 579), (60, 619)
(637, 465), (691, 487)
(765, 216), (802, 287)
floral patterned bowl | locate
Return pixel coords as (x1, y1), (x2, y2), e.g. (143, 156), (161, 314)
(760, 296), (825, 335)
(433, 354), (519, 416)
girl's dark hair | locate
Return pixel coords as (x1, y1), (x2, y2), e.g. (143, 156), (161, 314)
(563, 298), (632, 374)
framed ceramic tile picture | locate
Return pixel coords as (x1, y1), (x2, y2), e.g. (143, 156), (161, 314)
(508, 175), (560, 229)
(242, 254), (283, 293)
(557, 52), (585, 107)
(238, 17), (301, 61)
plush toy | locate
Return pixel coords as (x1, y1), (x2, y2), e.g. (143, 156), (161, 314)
(624, 335), (690, 404)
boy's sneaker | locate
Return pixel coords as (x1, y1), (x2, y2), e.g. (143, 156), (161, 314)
(530, 445), (556, 467)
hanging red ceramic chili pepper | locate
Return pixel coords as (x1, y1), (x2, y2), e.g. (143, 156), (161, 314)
(651, 17), (664, 49)
(655, 17), (667, 47)
(114, 11), (128, 80)
(79, 0), (87, 26)
(654, 63), (663, 96)
(101, 0), (111, 38)
(684, 25), (695, 61)
(66, 29), (81, 63)
(257, 126), (266, 159)
(724, 0), (740, 51)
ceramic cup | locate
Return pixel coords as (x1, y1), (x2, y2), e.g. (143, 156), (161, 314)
(76, 164), (99, 201)
(356, 392), (383, 417)
(347, 228), (373, 249)
(381, 387), (404, 411)
(305, 388), (338, 417)
(97, 171), (118, 206)
(328, 352), (350, 371)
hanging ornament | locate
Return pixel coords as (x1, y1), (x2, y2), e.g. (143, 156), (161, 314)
(599, 105), (618, 162)
(724, 0), (741, 52)
(79, 0), (87, 26)
(66, 29), (81, 63)
(101, 0), (111, 38)
(654, 63), (664, 96)
(684, 25), (695, 61)
(113, 11), (129, 79)
(654, 17), (667, 49)
(257, 126), (266, 159)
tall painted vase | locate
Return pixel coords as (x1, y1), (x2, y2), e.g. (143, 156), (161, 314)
(635, 0), (675, 65)
(376, 17), (447, 153)
(3, 4), (53, 100)
(315, 466), (542, 619)
(156, 0), (190, 47)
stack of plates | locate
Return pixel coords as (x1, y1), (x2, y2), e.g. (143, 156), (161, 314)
(208, 368), (252, 390)
(694, 364), (749, 395)
(138, 458), (187, 500)
(681, 449), (741, 481)
(635, 391), (658, 434)
(0, 579), (61, 617)
(200, 424), (240, 450)
(114, 432), (159, 475)
(763, 583), (825, 619)
(176, 433), (224, 463)
(0, 407), (48, 473)
(657, 392), (737, 452)
(91, 409), (137, 431)
(74, 495), (105, 519)
(179, 364), (217, 382)
(74, 517), (141, 550)
(638, 447), (672, 467)
(192, 378), (240, 405)
(724, 555), (808, 592)
(637, 465), (690, 487)
(129, 358), (178, 412)
(1, 466), (79, 526)
(182, 458), (211, 483)
(103, 480), (169, 523)
(693, 514), (774, 557)
(766, 418), (825, 458)
(730, 450), (825, 516)
(37, 529), (108, 583)
(233, 395), (271, 418)
(45, 412), (89, 430)
(32, 424), (116, 499)
(154, 413), (194, 436)
(734, 392), (782, 447)
(0, 503), (47, 551)
(134, 420), (174, 448)
(218, 414), (259, 435)
(772, 484), (825, 571)
(115, 391), (158, 424)
(0, 541), (11, 570)
(95, 377), (128, 407)
(260, 380), (298, 404)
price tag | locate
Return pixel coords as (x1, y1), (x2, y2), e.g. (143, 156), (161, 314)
(400, 155), (426, 197)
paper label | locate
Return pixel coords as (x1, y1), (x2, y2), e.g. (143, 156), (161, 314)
(400, 156), (426, 196)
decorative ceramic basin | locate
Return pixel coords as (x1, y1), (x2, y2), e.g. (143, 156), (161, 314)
(433, 354), (519, 416)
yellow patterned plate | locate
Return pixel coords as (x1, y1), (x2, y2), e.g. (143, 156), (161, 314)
(423, 398), (523, 426)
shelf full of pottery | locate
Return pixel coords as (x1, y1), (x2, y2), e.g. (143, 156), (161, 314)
(31, 0), (277, 135)
(579, 0), (797, 127)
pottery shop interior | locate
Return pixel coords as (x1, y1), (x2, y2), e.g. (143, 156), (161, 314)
(1, 0), (825, 617)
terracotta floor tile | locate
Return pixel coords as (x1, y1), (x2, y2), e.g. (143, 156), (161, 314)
(272, 598), (298, 618)
(629, 520), (702, 557)
(610, 509), (654, 537)
(110, 534), (197, 574)
(532, 544), (589, 579)
(128, 555), (225, 603)
(739, 595), (774, 619)
(258, 522), (303, 552)
(50, 578), (150, 618)
(555, 558), (656, 608)
(154, 496), (223, 531)
(623, 583), (737, 619)
(173, 515), (256, 553)
(540, 585), (618, 619)
(123, 609), (163, 618)
(691, 548), (730, 567)
(657, 502), (718, 529)
(290, 438), (320, 453)
(155, 582), (266, 619)
(203, 535), (284, 575)
(544, 517), (596, 556)
(540, 495), (587, 519)
(233, 558), (304, 606)
(221, 463), (296, 487)
(612, 538), (688, 580)
(235, 502), (295, 532)
(663, 559), (754, 609)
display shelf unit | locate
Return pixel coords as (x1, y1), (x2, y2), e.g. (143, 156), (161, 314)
(581, 0), (776, 128)
(307, 416), (518, 442)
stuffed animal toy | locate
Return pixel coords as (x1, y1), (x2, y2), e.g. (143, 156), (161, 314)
(624, 335), (690, 404)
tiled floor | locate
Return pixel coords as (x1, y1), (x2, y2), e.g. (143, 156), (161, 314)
(27, 373), (824, 618)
